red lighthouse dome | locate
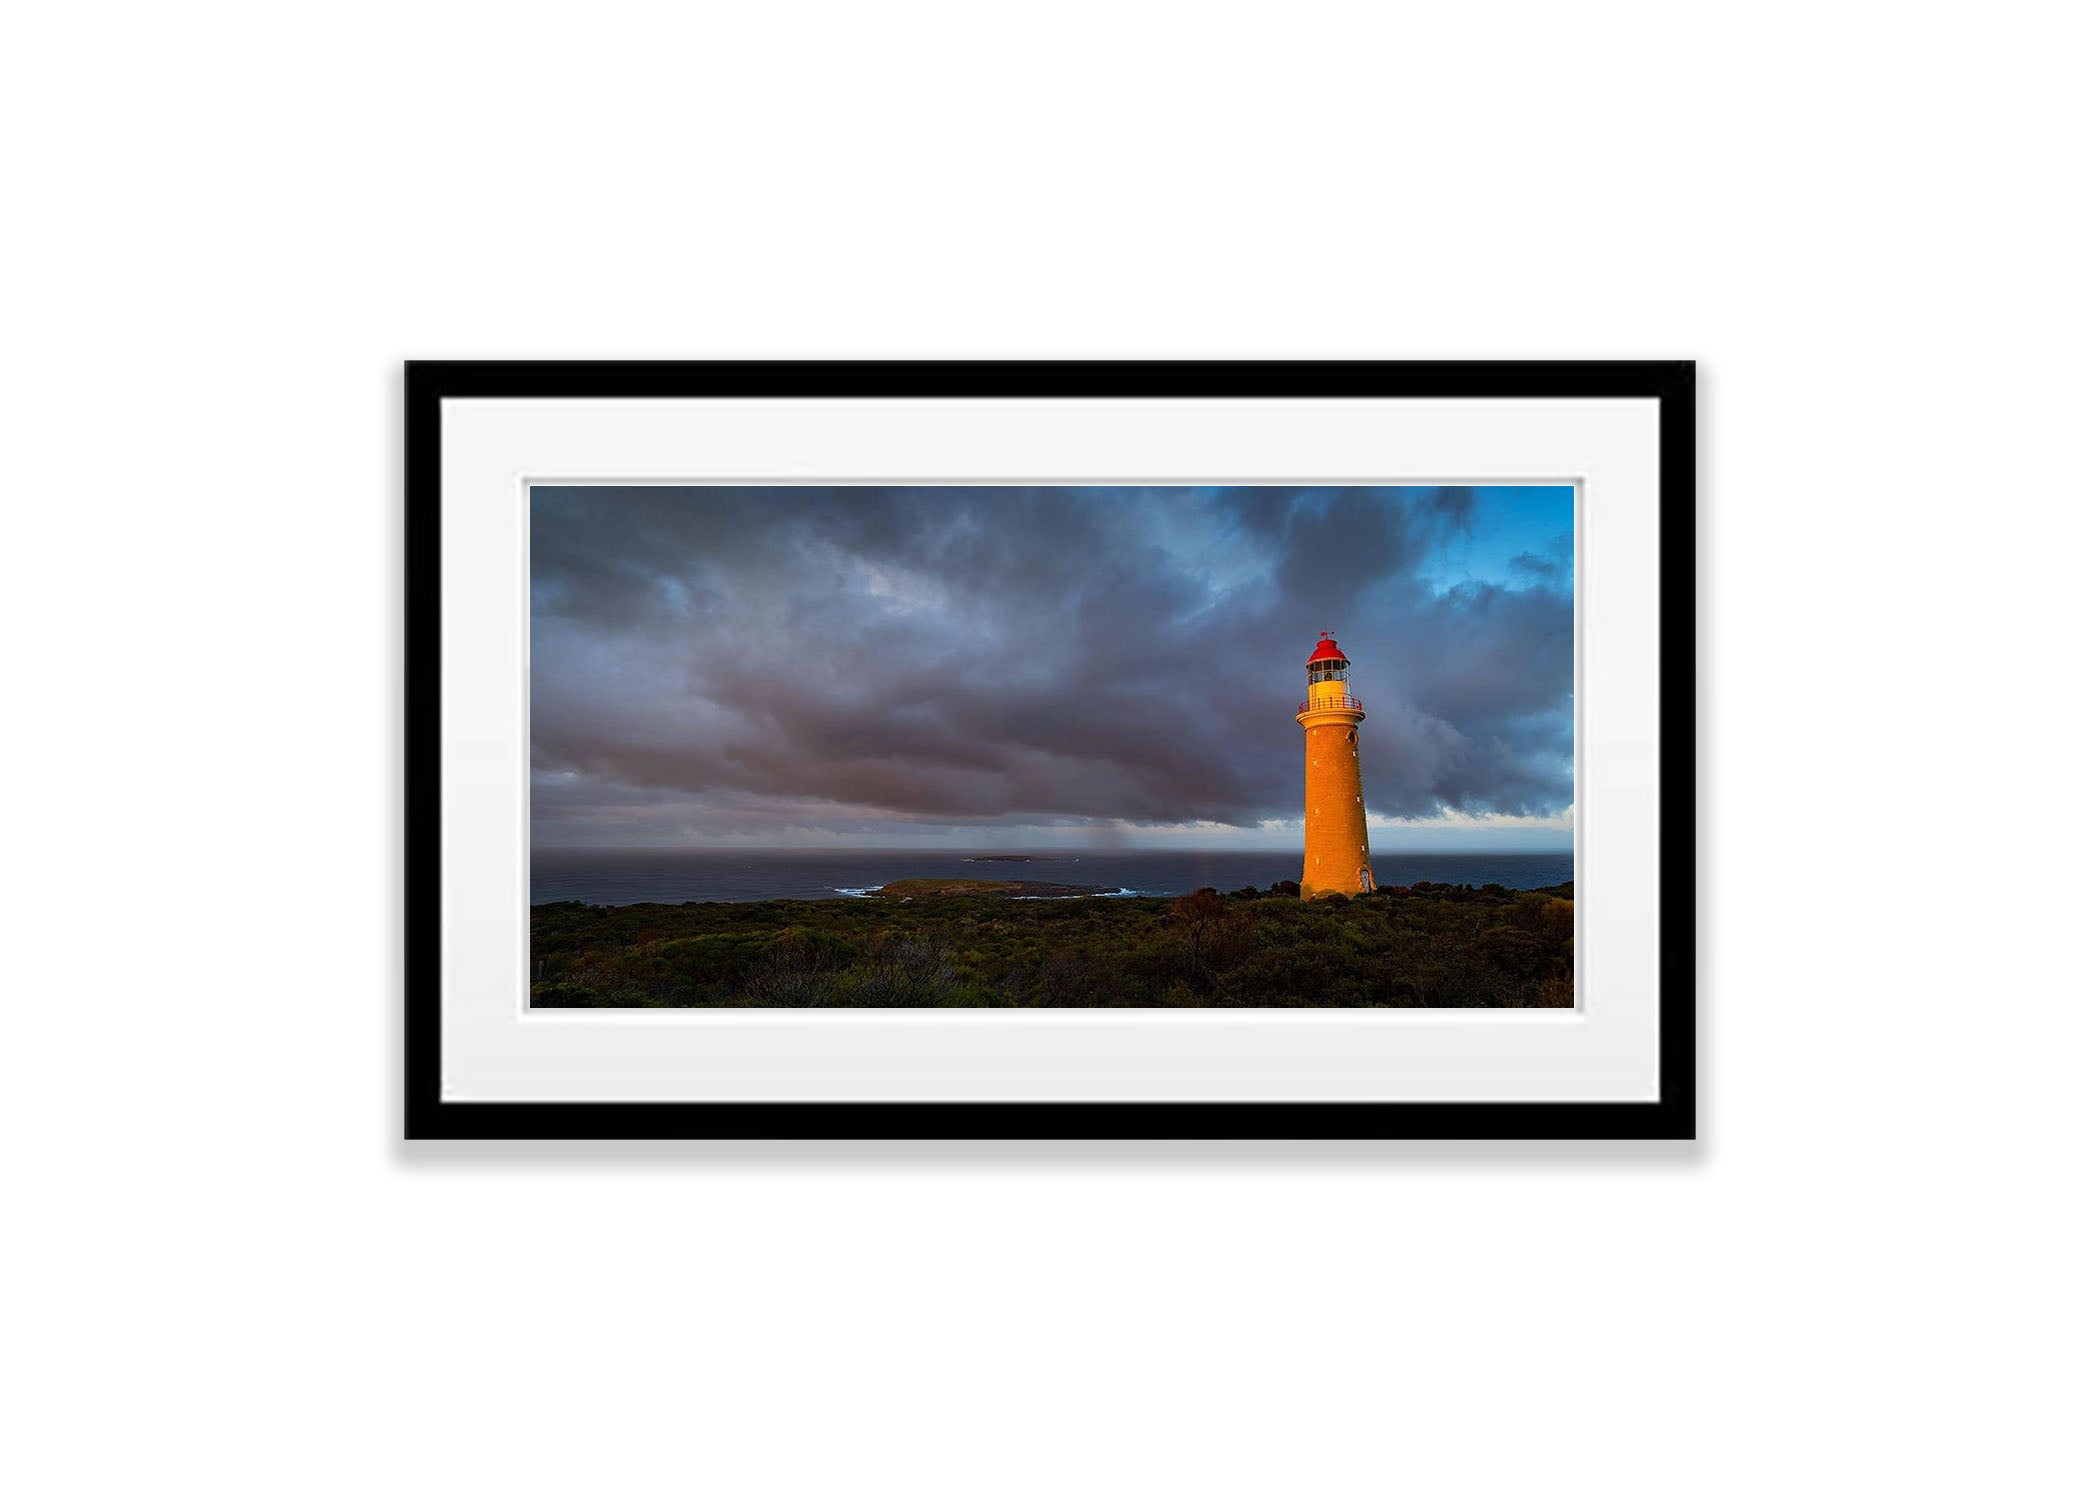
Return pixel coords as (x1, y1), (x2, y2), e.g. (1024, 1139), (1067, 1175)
(1306, 632), (1348, 666)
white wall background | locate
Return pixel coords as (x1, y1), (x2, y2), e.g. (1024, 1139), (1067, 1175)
(5, 3), (2094, 1496)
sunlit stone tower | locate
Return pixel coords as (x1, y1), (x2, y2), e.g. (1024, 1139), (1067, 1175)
(1297, 632), (1375, 897)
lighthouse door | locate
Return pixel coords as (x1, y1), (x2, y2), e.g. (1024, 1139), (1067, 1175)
(1358, 866), (1372, 893)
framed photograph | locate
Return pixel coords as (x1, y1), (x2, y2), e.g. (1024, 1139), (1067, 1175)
(406, 361), (1693, 1139)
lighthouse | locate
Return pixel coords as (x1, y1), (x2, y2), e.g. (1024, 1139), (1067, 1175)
(1296, 632), (1375, 897)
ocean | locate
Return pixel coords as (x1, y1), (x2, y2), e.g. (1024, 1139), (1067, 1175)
(531, 848), (1574, 906)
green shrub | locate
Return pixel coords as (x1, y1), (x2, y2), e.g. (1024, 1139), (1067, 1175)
(531, 880), (1574, 1009)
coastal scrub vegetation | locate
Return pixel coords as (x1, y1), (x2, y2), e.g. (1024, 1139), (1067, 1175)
(530, 881), (1575, 1009)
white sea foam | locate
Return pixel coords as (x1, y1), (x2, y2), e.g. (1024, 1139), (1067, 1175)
(833, 886), (877, 898)
(1014, 887), (1145, 900)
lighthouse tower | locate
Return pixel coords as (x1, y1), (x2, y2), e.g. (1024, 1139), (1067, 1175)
(1296, 633), (1375, 897)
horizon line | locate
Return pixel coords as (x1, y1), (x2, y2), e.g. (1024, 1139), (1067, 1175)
(531, 844), (1576, 855)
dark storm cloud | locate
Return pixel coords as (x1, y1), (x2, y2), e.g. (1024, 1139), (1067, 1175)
(530, 486), (1573, 841)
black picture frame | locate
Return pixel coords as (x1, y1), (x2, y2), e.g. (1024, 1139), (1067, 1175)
(406, 360), (1695, 1140)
